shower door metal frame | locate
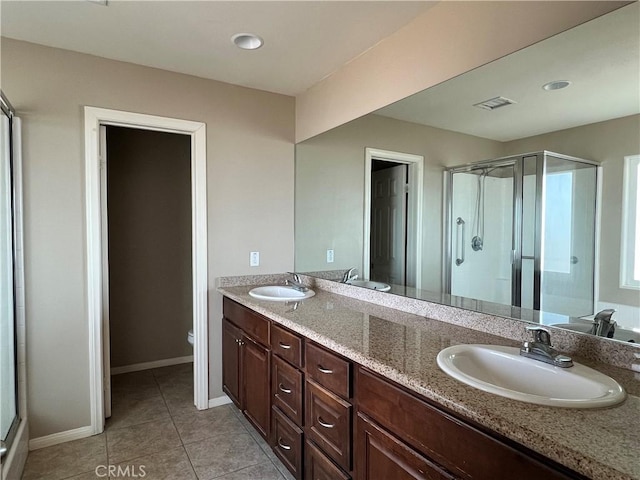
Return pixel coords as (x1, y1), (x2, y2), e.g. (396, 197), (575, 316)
(0, 90), (20, 462)
(444, 156), (523, 307)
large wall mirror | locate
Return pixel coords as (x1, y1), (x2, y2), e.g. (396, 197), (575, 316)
(295, 4), (640, 343)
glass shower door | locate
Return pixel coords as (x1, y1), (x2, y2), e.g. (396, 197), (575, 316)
(450, 164), (516, 305)
(538, 155), (597, 316)
(0, 102), (18, 457)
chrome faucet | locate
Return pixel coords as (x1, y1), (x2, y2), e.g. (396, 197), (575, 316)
(285, 273), (308, 292)
(520, 327), (573, 368)
(590, 309), (616, 338)
(342, 267), (358, 283)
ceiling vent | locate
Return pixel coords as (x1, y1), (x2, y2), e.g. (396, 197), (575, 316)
(473, 96), (516, 111)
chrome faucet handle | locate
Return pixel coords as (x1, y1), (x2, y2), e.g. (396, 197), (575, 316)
(526, 326), (551, 346)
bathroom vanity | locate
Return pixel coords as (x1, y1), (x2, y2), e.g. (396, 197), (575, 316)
(219, 280), (639, 480)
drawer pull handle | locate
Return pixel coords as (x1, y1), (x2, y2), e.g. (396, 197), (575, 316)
(278, 383), (292, 395)
(278, 341), (292, 350)
(277, 437), (292, 451)
(317, 365), (333, 374)
(317, 416), (335, 429)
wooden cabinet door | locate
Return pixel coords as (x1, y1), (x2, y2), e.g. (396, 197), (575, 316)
(242, 335), (271, 439)
(222, 317), (241, 407)
(356, 413), (456, 480)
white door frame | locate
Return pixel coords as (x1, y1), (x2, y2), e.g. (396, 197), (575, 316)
(84, 107), (209, 434)
(364, 148), (423, 289)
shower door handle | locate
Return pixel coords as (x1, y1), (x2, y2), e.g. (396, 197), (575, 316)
(455, 217), (465, 266)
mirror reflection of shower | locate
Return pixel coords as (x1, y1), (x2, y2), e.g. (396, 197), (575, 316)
(446, 151), (598, 318)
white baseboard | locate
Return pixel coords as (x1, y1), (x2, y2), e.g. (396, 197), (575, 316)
(111, 355), (193, 375)
(29, 425), (94, 451)
(208, 394), (232, 408)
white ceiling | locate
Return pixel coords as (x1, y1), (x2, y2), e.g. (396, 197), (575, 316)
(0, 0), (436, 96)
(376, 3), (640, 142)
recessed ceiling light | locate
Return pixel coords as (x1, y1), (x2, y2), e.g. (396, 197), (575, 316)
(231, 33), (264, 51)
(542, 80), (571, 91)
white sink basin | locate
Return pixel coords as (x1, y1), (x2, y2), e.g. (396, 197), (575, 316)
(249, 285), (315, 302)
(437, 344), (625, 408)
(346, 279), (391, 292)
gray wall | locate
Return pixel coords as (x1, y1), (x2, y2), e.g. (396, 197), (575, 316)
(106, 126), (193, 368)
(1, 38), (295, 438)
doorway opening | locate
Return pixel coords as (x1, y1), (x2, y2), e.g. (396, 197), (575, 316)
(104, 126), (194, 423)
(363, 148), (423, 289)
(84, 107), (208, 434)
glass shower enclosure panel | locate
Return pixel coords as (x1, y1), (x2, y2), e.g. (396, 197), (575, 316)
(447, 151), (598, 317)
(538, 155), (597, 316)
(0, 103), (18, 455)
(450, 164), (515, 305)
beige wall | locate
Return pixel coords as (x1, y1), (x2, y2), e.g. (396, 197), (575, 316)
(504, 114), (640, 308)
(106, 126), (193, 368)
(295, 1), (626, 142)
(295, 114), (503, 291)
(1, 38), (295, 438)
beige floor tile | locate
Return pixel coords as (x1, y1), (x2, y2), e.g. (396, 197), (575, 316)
(172, 405), (246, 445)
(214, 461), (285, 480)
(21, 434), (107, 480)
(184, 432), (268, 480)
(152, 363), (193, 379)
(106, 419), (181, 464)
(111, 446), (197, 480)
(111, 370), (161, 400)
(106, 394), (170, 430)
(161, 388), (197, 417)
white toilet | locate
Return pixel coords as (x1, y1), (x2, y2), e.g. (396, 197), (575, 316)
(187, 329), (194, 346)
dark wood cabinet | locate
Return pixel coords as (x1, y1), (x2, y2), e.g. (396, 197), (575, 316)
(355, 367), (584, 480)
(223, 297), (586, 480)
(222, 317), (241, 406)
(242, 335), (271, 438)
(222, 298), (271, 440)
(356, 413), (456, 480)
(273, 406), (304, 478)
(306, 342), (351, 399)
(272, 323), (304, 368)
(306, 440), (351, 480)
(272, 354), (304, 426)
(306, 379), (352, 471)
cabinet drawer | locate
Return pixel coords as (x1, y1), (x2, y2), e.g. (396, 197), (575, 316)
(272, 354), (304, 426)
(271, 323), (303, 368)
(356, 367), (581, 480)
(223, 297), (269, 347)
(305, 342), (351, 399)
(272, 406), (303, 480)
(306, 440), (350, 480)
(356, 413), (456, 480)
(306, 379), (352, 471)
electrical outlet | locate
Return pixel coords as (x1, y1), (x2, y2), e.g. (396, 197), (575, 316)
(327, 249), (334, 263)
(250, 251), (260, 267)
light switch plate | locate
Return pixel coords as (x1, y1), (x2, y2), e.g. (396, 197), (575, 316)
(327, 249), (334, 263)
(250, 251), (260, 267)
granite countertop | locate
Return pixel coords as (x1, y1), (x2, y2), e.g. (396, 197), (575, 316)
(218, 285), (640, 480)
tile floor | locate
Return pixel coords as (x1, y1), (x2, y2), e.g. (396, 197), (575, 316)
(21, 363), (294, 480)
